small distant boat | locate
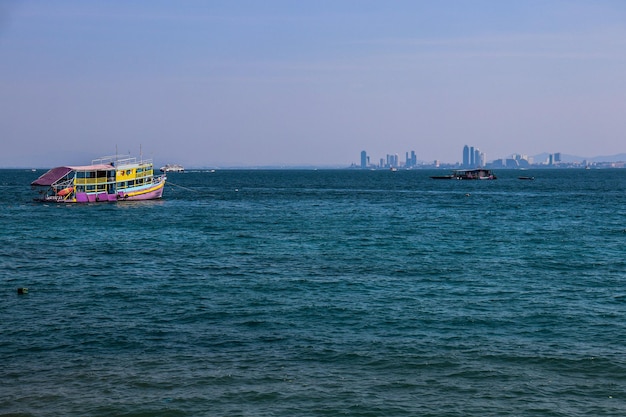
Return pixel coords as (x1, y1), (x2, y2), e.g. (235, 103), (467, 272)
(431, 168), (497, 180)
(518, 176), (535, 180)
(160, 164), (184, 173)
(31, 155), (166, 203)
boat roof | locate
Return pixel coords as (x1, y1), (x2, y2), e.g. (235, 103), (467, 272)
(31, 164), (115, 186)
(454, 168), (493, 172)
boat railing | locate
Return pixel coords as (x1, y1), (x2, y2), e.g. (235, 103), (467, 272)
(92, 155), (153, 167)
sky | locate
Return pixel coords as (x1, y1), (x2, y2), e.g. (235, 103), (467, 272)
(1, 0), (626, 168)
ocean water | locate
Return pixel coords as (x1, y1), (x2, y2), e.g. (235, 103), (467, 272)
(1, 168), (626, 416)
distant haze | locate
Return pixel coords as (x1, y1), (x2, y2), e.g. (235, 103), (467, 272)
(1, 1), (626, 168)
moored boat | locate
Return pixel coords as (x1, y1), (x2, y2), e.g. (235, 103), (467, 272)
(431, 168), (497, 180)
(31, 155), (166, 203)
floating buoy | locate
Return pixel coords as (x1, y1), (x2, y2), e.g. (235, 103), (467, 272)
(465, 193), (471, 197)
(17, 287), (28, 295)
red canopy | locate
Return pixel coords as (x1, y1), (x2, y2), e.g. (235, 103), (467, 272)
(30, 164), (115, 186)
(31, 167), (73, 186)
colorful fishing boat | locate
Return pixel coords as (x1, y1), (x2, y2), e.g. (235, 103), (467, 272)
(31, 155), (166, 203)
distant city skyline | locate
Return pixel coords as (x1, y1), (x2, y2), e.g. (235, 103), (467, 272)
(2, 2), (626, 168)
(357, 147), (626, 170)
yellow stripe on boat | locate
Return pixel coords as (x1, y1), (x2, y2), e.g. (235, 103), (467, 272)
(124, 180), (165, 197)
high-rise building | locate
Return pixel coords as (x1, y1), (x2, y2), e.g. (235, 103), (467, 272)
(470, 146), (475, 167)
(463, 145), (470, 167)
(386, 154), (399, 168)
(360, 151), (367, 168)
(474, 149), (482, 167)
(405, 150), (417, 167)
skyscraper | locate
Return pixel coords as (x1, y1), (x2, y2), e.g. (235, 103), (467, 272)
(360, 150), (367, 168)
(477, 151), (485, 168)
(406, 150), (417, 167)
(463, 145), (470, 167)
(386, 154), (399, 168)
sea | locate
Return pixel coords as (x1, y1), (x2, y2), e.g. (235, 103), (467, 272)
(1, 168), (626, 416)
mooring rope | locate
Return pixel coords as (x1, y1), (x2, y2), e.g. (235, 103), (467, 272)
(165, 181), (198, 193)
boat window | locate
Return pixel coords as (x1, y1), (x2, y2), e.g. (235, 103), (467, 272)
(86, 185), (95, 192)
(76, 171), (86, 179)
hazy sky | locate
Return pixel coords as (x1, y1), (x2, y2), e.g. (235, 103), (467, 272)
(2, 1), (626, 168)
